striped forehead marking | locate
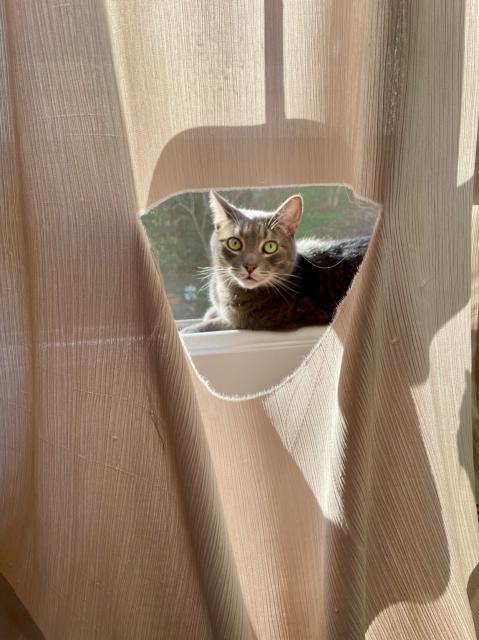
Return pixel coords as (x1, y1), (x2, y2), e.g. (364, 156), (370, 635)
(235, 219), (269, 237)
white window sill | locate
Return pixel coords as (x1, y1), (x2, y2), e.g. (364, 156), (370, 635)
(179, 321), (327, 396)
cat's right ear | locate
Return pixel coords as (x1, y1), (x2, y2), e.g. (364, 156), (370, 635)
(209, 191), (239, 229)
(271, 194), (303, 236)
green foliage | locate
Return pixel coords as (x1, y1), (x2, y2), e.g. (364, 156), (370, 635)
(141, 186), (378, 319)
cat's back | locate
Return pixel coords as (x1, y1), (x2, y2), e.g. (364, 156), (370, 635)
(291, 235), (370, 322)
(296, 236), (370, 268)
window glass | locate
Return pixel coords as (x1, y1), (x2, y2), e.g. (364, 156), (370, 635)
(141, 186), (379, 320)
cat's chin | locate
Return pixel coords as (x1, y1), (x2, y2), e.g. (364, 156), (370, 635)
(234, 277), (263, 290)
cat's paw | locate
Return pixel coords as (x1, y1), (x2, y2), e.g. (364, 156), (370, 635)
(180, 324), (202, 334)
(180, 318), (233, 333)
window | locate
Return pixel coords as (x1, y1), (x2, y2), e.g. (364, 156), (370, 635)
(142, 185), (378, 393)
(142, 185), (379, 324)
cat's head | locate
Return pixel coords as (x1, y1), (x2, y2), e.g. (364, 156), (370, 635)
(209, 191), (303, 289)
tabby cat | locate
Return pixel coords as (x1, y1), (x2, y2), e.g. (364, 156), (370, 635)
(182, 191), (369, 332)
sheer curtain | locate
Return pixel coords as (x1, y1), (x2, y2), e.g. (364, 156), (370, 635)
(1, 1), (479, 638)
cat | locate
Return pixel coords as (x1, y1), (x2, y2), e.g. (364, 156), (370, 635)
(181, 191), (370, 333)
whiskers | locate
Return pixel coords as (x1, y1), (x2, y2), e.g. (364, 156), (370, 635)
(196, 265), (218, 279)
(300, 254), (346, 270)
(266, 273), (300, 303)
(196, 265), (236, 291)
(196, 265), (301, 301)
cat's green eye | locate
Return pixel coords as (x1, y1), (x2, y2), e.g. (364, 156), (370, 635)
(263, 240), (279, 254)
(226, 237), (243, 251)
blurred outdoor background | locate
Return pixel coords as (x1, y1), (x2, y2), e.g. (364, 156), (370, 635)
(141, 185), (379, 320)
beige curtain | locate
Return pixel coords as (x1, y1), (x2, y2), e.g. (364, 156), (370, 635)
(1, 1), (479, 638)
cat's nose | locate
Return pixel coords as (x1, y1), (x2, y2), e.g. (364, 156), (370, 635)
(245, 263), (257, 274)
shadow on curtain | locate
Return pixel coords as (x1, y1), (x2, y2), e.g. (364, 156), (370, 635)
(0, 0), (478, 638)
(145, 0), (478, 635)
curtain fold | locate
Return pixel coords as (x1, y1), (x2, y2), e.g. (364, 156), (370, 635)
(1, 1), (479, 638)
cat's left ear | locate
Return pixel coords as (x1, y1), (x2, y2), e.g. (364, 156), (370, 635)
(272, 195), (303, 236)
(209, 191), (241, 228)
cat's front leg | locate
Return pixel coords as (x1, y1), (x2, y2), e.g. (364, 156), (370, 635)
(180, 316), (235, 334)
(203, 306), (220, 321)
(180, 305), (232, 333)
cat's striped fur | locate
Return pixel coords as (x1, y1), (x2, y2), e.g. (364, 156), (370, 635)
(182, 192), (369, 332)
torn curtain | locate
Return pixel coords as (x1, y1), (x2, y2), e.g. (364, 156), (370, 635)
(1, 1), (479, 638)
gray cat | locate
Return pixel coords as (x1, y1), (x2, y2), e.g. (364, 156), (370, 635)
(182, 191), (370, 333)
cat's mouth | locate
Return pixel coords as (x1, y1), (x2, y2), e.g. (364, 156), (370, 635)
(241, 276), (259, 288)
(234, 274), (262, 289)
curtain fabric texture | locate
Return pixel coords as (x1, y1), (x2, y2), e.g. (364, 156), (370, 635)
(1, 1), (479, 638)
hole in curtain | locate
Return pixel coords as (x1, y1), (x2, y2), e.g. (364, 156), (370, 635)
(141, 184), (379, 396)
